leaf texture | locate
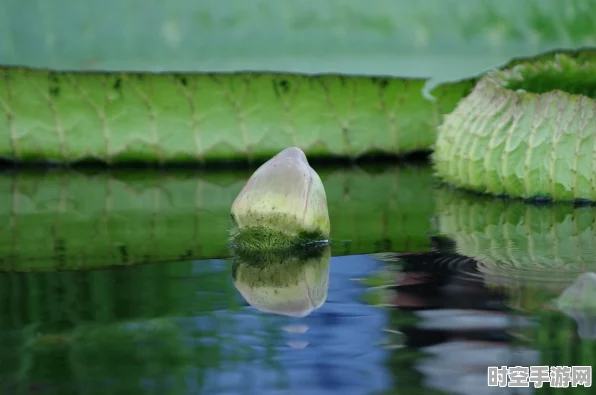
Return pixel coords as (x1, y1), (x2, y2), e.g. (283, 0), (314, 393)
(0, 69), (471, 163)
(433, 55), (596, 201)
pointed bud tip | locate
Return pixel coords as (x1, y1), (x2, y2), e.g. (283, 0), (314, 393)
(275, 146), (307, 161)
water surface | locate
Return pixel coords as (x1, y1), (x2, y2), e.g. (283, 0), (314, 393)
(1, 165), (595, 394)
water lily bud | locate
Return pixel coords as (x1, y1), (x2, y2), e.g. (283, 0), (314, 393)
(230, 147), (330, 250)
(232, 245), (331, 317)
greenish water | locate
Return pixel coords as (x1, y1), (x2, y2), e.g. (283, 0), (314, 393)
(1, 165), (595, 394)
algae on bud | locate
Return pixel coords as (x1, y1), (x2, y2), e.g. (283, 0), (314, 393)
(232, 244), (331, 317)
(230, 147), (330, 250)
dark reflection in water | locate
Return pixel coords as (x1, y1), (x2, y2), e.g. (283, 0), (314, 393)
(379, 250), (537, 395)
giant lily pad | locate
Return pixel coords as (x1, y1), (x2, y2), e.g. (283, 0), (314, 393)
(434, 54), (596, 201)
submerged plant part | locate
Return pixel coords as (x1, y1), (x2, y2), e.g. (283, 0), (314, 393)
(433, 54), (596, 201)
(230, 147), (330, 251)
(556, 272), (596, 339)
(19, 318), (196, 386)
(232, 244), (331, 317)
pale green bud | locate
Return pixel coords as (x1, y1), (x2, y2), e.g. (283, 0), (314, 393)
(230, 147), (330, 250)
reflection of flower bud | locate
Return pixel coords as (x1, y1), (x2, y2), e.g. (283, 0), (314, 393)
(232, 245), (331, 317)
(556, 272), (596, 339)
(230, 147), (330, 250)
